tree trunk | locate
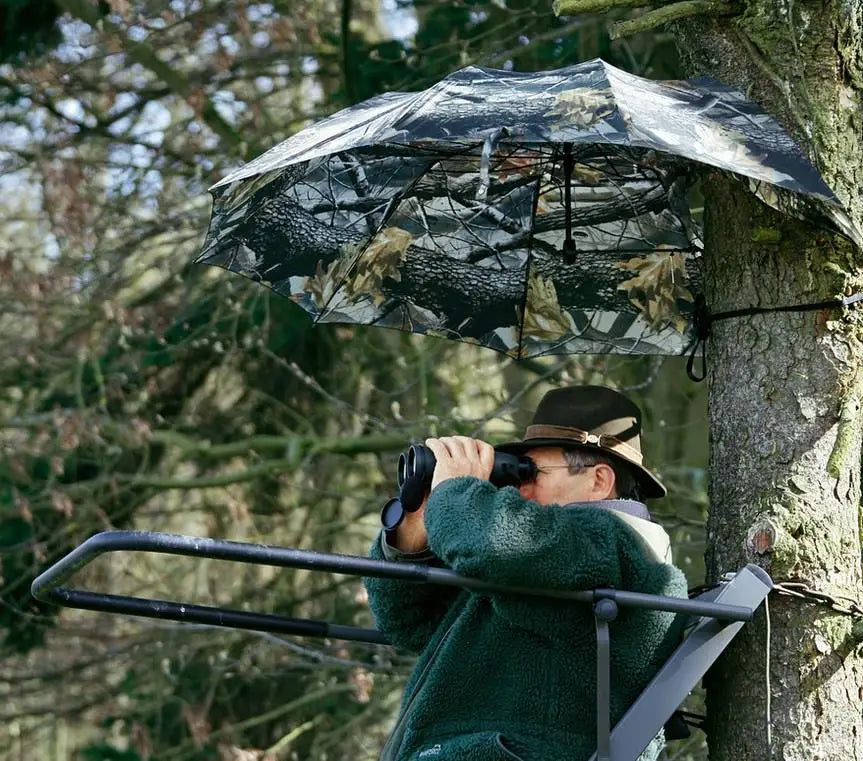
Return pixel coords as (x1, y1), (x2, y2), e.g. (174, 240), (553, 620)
(672, 3), (863, 760)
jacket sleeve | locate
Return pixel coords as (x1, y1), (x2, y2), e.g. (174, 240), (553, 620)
(424, 477), (652, 591)
(363, 531), (460, 653)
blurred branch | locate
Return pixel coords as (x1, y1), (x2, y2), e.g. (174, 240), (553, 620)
(94, 458), (297, 490)
(552, 0), (739, 40)
(0, 637), (145, 683)
(160, 683), (355, 761)
(341, 0), (356, 104)
(471, 359), (570, 435)
(609, 1), (737, 39)
(264, 353), (398, 429)
(266, 715), (327, 759)
(150, 430), (407, 460)
(554, 0), (646, 13)
(250, 631), (387, 669)
(53, 0), (249, 155)
(480, 21), (592, 67)
(619, 355), (665, 392)
(650, 509), (705, 528)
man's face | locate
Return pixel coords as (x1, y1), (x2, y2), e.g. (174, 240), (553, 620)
(517, 446), (616, 506)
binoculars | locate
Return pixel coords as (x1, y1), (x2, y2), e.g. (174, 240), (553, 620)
(380, 444), (537, 532)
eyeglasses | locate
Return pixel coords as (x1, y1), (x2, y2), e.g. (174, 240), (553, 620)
(526, 464), (575, 483)
(527, 463), (596, 482)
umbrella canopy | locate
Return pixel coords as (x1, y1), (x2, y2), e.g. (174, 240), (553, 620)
(199, 58), (845, 358)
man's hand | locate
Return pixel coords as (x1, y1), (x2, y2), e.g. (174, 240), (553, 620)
(388, 437), (494, 553)
(425, 436), (495, 492)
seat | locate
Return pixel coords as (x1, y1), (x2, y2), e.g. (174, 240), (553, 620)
(31, 531), (772, 761)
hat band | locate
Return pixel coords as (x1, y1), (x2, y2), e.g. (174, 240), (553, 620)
(523, 424), (644, 465)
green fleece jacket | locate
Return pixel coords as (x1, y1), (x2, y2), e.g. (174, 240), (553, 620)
(364, 477), (688, 761)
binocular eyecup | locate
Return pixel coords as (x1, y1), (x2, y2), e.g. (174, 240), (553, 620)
(381, 444), (537, 532)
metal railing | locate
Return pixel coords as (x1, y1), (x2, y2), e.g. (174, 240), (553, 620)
(32, 530), (754, 643)
(31, 530), (773, 761)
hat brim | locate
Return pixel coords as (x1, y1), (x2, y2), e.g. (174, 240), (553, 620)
(495, 438), (667, 499)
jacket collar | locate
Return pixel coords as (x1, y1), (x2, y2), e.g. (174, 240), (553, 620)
(566, 498), (652, 522)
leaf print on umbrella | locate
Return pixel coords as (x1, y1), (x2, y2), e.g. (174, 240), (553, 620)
(545, 88), (616, 130)
(343, 227), (414, 305)
(305, 259), (346, 311)
(571, 163), (604, 185)
(691, 122), (775, 179)
(517, 267), (576, 351)
(301, 227), (413, 312)
(497, 153), (540, 183)
(616, 247), (695, 333)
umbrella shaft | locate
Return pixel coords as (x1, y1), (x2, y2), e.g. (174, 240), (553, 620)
(563, 142), (576, 263)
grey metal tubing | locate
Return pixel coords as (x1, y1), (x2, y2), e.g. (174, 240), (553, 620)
(584, 564), (774, 761)
(32, 531), (756, 640)
(595, 618), (611, 761)
(593, 600), (619, 761)
(48, 588), (390, 643)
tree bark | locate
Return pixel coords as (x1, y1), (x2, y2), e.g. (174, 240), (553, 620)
(224, 172), (697, 337)
(671, 3), (863, 759)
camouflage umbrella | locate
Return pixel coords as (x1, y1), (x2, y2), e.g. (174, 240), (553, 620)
(198, 58), (852, 359)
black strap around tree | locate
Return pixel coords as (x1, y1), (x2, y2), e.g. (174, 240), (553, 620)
(686, 291), (863, 382)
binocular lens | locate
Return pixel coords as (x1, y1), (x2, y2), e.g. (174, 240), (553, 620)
(407, 445), (418, 480)
(397, 452), (408, 488)
(408, 445), (437, 483)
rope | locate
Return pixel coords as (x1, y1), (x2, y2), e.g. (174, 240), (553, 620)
(686, 291), (863, 382)
(764, 594), (771, 751)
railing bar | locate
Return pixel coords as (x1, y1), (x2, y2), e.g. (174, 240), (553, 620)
(32, 531), (754, 626)
(45, 588), (390, 643)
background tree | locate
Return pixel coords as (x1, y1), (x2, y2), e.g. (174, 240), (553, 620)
(0, 2), (714, 760)
(553, 1), (863, 759)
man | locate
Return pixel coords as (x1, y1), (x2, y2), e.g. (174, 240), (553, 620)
(364, 386), (688, 761)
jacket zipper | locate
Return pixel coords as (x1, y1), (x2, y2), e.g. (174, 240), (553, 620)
(380, 621), (457, 761)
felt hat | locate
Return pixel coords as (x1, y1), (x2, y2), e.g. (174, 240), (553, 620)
(496, 385), (666, 498)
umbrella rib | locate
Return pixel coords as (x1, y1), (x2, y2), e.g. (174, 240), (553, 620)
(416, 146), (544, 266)
(594, 147), (653, 251)
(312, 196), (399, 321)
(441, 178), (510, 270)
(315, 142), (540, 316)
(338, 151), (408, 236)
(462, 144), (535, 237)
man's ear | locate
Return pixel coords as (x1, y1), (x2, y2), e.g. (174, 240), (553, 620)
(592, 462), (617, 500)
